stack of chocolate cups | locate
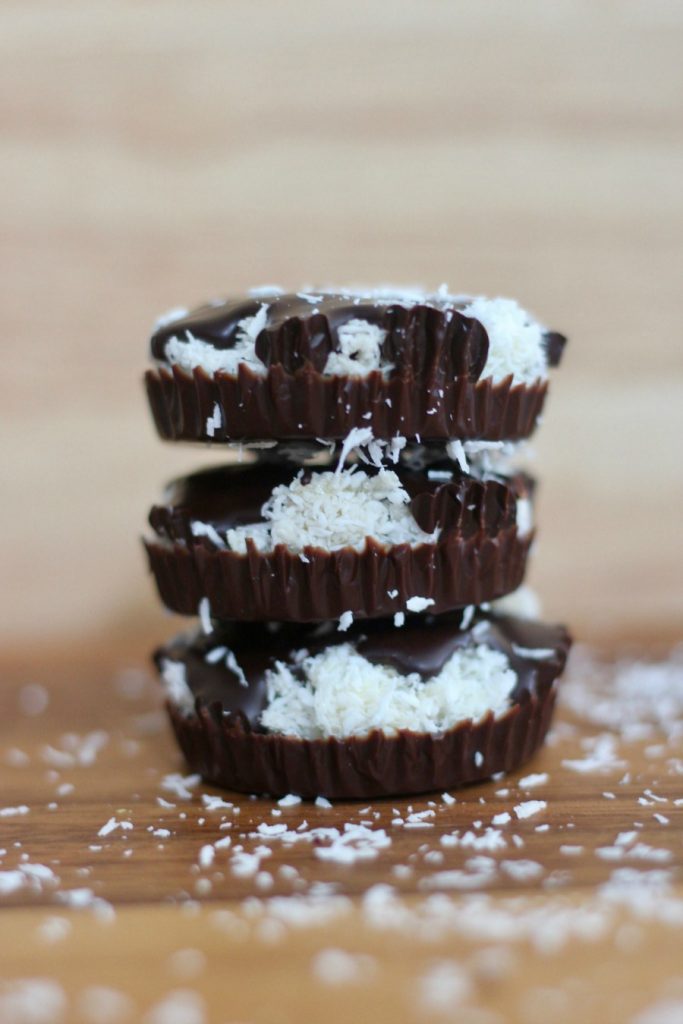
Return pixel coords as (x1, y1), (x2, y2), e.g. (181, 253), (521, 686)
(144, 288), (571, 799)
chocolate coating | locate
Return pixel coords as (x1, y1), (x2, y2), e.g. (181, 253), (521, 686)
(151, 293), (566, 377)
(156, 611), (571, 798)
(146, 292), (566, 443)
(145, 463), (534, 621)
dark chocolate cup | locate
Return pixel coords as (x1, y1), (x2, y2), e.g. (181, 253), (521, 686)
(145, 526), (532, 622)
(155, 610), (570, 798)
(145, 364), (548, 444)
(164, 667), (558, 800)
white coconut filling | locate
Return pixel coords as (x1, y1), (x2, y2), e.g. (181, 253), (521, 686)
(322, 319), (389, 377)
(221, 467), (437, 555)
(260, 643), (517, 740)
(158, 289), (549, 385)
(461, 297), (547, 385)
(162, 305), (268, 377)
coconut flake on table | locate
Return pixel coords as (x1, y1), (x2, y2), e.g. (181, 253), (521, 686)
(222, 466), (437, 555)
(259, 642), (517, 740)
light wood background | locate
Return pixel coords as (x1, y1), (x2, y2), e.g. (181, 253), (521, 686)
(2, 0), (682, 650)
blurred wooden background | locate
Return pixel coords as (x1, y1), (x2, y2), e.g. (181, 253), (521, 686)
(1, 0), (682, 652)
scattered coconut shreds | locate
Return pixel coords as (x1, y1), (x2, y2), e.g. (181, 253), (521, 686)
(513, 800), (547, 821)
(3, 644), (683, 1019)
(97, 817), (134, 838)
(40, 730), (108, 768)
(277, 794), (302, 808)
(77, 986), (135, 1024)
(144, 988), (207, 1024)
(0, 979), (67, 1024)
(518, 772), (549, 789)
(160, 773), (201, 800)
(311, 948), (376, 986)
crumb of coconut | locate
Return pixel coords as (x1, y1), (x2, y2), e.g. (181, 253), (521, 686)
(514, 801), (547, 820)
(406, 596), (435, 613)
(338, 611), (354, 633)
(278, 794), (302, 808)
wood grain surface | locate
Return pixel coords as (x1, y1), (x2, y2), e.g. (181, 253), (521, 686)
(1, 3), (683, 1022)
(1, 640), (683, 1023)
(1, 0), (682, 648)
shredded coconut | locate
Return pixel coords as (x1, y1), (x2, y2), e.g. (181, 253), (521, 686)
(0, 979), (67, 1024)
(323, 319), (388, 377)
(406, 596), (435, 613)
(461, 296), (548, 385)
(163, 306), (268, 377)
(205, 402), (222, 438)
(159, 290), (550, 386)
(513, 800), (547, 820)
(260, 643), (517, 740)
(224, 467), (436, 554)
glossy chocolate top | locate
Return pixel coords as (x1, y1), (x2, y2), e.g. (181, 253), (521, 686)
(151, 291), (566, 379)
(149, 461), (533, 547)
(156, 611), (571, 732)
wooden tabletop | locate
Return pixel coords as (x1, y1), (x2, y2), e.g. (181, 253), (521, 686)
(1, 639), (682, 1024)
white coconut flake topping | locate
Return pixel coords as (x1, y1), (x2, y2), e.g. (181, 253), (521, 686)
(223, 466), (437, 554)
(461, 296), (548, 385)
(260, 643), (517, 740)
(323, 319), (388, 377)
(163, 304), (269, 377)
(158, 289), (551, 386)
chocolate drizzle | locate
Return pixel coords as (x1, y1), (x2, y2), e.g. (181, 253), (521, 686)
(155, 611), (571, 798)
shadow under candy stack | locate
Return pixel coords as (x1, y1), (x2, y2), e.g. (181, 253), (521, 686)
(143, 287), (571, 799)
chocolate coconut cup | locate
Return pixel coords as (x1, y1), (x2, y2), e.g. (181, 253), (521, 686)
(145, 462), (535, 622)
(146, 291), (566, 444)
(155, 611), (571, 799)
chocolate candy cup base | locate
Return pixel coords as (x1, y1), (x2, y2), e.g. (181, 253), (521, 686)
(145, 364), (548, 443)
(145, 527), (532, 622)
(166, 681), (558, 800)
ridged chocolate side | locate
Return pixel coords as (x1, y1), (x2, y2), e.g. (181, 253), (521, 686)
(144, 364), (549, 443)
(145, 526), (532, 622)
(166, 687), (558, 799)
(146, 461), (532, 621)
(158, 608), (570, 800)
